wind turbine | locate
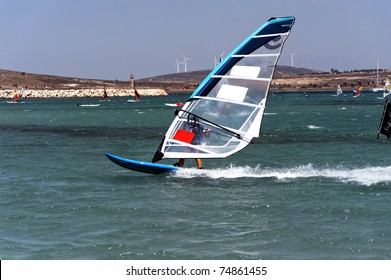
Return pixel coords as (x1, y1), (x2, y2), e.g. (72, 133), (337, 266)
(291, 53), (296, 68)
(176, 58), (183, 73)
(214, 52), (225, 68)
(183, 55), (190, 72)
(219, 51), (224, 63)
(213, 57), (218, 68)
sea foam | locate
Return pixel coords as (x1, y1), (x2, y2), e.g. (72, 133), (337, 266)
(172, 164), (391, 186)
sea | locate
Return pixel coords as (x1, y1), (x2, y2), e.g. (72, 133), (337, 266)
(1, 91), (391, 260)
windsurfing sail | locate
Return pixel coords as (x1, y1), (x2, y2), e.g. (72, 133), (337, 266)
(377, 98), (391, 138)
(134, 86), (141, 101)
(130, 73), (140, 101)
(134, 78), (141, 101)
(103, 84), (108, 100)
(152, 17), (295, 163)
(18, 87), (24, 101)
(383, 78), (391, 98)
(336, 85), (343, 96)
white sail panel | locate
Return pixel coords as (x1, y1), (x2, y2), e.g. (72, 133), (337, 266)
(152, 17), (295, 162)
(216, 84), (248, 102)
(230, 66), (261, 78)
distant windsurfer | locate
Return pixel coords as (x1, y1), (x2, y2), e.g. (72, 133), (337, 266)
(103, 85), (108, 101)
(135, 88), (141, 101)
(12, 88), (19, 102)
(174, 117), (210, 169)
(19, 87), (24, 100)
(353, 82), (363, 97)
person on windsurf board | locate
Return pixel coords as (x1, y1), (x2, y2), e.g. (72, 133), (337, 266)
(173, 116), (210, 169)
(353, 82), (363, 97)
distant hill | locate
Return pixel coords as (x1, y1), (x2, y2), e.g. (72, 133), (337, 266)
(0, 68), (128, 90)
(136, 66), (323, 92)
(138, 66), (322, 83)
(138, 66), (391, 92)
(1, 66), (389, 93)
(273, 65), (323, 77)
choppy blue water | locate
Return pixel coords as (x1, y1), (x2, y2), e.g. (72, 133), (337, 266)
(1, 92), (391, 260)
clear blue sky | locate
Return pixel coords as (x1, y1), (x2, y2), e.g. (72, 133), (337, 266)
(1, 0), (390, 80)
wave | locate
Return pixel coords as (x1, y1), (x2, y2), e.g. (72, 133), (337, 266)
(307, 125), (323, 130)
(0, 124), (165, 140)
(172, 164), (391, 186)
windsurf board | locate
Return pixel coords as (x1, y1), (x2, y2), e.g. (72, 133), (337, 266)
(105, 153), (179, 174)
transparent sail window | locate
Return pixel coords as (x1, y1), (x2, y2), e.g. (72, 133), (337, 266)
(203, 77), (269, 105)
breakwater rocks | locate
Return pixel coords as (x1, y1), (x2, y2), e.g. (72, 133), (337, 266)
(0, 88), (167, 99)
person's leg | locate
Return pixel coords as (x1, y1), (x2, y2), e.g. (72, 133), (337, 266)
(195, 158), (202, 169)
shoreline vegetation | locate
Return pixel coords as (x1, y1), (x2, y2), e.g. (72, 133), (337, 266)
(1, 67), (390, 99)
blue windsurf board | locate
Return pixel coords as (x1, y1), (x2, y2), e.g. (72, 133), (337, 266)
(105, 153), (180, 174)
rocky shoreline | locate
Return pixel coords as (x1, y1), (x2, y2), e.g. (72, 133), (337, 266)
(0, 88), (167, 99)
(2, 67), (390, 98)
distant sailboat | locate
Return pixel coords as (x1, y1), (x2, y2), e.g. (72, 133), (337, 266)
(372, 58), (384, 92)
(336, 85), (343, 96)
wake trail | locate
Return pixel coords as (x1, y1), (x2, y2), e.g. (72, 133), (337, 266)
(172, 164), (391, 186)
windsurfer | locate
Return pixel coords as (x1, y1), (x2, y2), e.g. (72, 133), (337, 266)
(103, 85), (108, 101)
(135, 88), (141, 101)
(174, 118), (210, 169)
(353, 83), (363, 97)
(12, 88), (19, 102)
